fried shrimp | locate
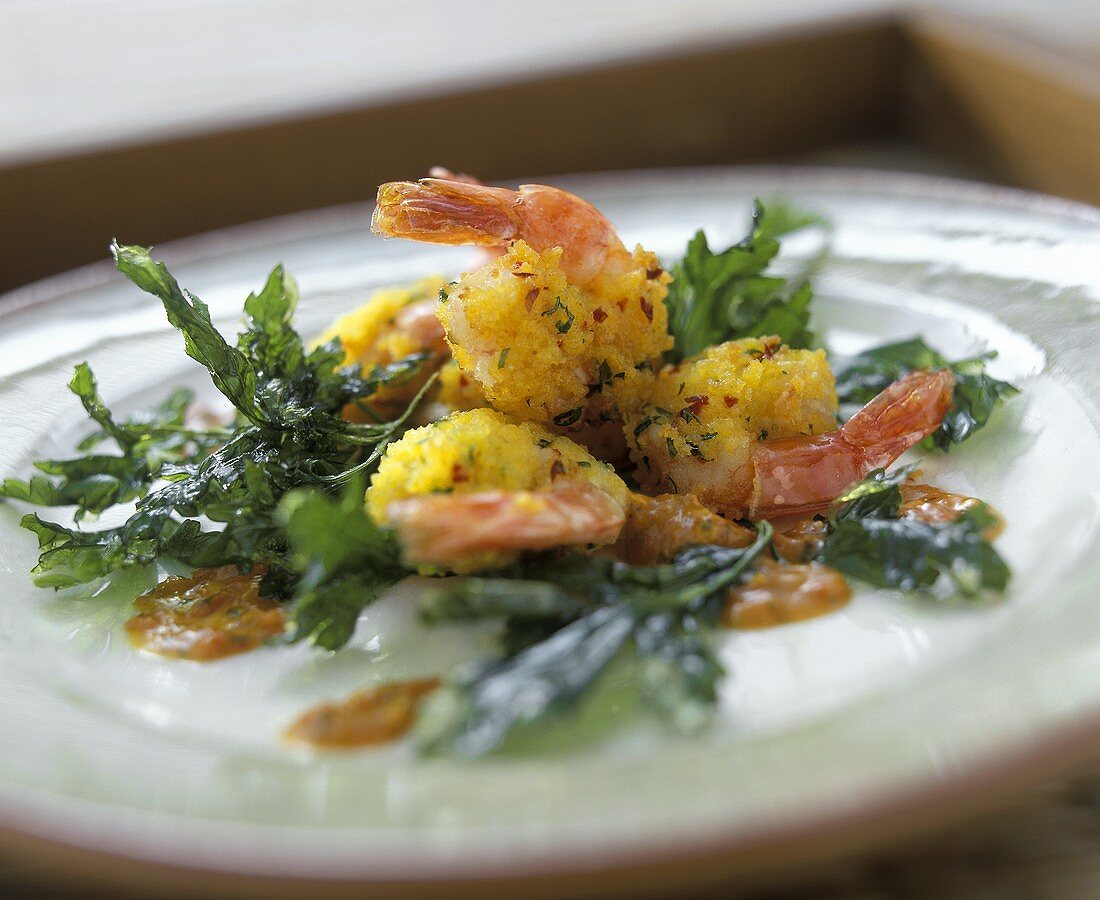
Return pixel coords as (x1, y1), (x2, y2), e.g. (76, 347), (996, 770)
(624, 336), (837, 497)
(314, 276), (449, 415)
(315, 276), (448, 369)
(373, 178), (656, 289)
(749, 368), (955, 518)
(624, 337), (954, 518)
(372, 178), (672, 445)
(367, 409), (629, 571)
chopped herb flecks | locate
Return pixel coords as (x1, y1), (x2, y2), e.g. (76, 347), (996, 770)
(553, 407), (583, 427)
(540, 297), (575, 334)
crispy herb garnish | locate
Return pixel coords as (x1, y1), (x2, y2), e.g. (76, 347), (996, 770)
(834, 338), (1018, 449)
(414, 526), (772, 757)
(822, 468), (1009, 598)
(664, 199), (822, 362)
(279, 480), (409, 649)
(1, 244), (429, 598)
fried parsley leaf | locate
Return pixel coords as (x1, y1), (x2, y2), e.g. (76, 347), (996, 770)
(633, 610), (723, 734)
(416, 604), (637, 759)
(3, 246), (429, 595)
(834, 338), (1019, 449)
(664, 200), (821, 362)
(279, 482), (409, 649)
(415, 525), (771, 757)
(0, 366), (223, 524)
(822, 468), (1009, 598)
(113, 244), (265, 424)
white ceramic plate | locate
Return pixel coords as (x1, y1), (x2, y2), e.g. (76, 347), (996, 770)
(1, 168), (1099, 895)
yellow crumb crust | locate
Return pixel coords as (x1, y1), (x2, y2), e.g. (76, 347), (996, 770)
(367, 408), (628, 525)
(314, 275), (446, 368)
(437, 241), (672, 430)
(623, 337), (838, 494)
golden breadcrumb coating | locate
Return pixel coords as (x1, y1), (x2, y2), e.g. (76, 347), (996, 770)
(367, 408), (628, 525)
(314, 276), (446, 368)
(622, 336), (838, 496)
(437, 241), (671, 435)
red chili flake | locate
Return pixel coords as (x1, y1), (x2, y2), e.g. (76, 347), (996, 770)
(639, 297), (654, 322)
(550, 460), (565, 479)
(723, 395), (739, 408)
(592, 308), (608, 323)
(645, 266), (663, 280)
(761, 337), (780, 359)
(524, 289), (539, 313)
(617, 299), (628, 311)
(458, 373), (470, 387)
(684, 394), (709, 416)
(451, 464), (470, 484)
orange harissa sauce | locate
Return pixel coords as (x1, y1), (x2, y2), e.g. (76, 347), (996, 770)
(126, 565), (285, 661)
(724, 561), (851, 629)
(284, 679), (441, 749)
(738, 480), (1003, 629)
(900, 482), (1005, 538)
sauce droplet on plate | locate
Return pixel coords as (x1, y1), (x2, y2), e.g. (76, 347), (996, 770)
(900, 482), (1005, 538)
(285, 678), (442, 749)
(724, 562), (851, 629)
(126, 565), (285, 661)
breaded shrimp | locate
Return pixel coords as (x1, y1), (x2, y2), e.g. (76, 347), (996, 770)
(314, 276), (449, 415)
(750, 369), (954, 518)
(367, 409), (629, 571)
(412, 359), (489, 425)
(624, 336), (838, 498)
(624, 337), (954, 518)
(372, 178), (672, 444)
(373, 178), (654, 289)
(315, 276), (448, 369)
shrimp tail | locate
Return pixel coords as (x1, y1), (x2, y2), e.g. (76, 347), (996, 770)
(750, 368), (955, 518)
(386, 483), (625, 566)
(372, 179), (521, 247)
(373, 178), (631, 287)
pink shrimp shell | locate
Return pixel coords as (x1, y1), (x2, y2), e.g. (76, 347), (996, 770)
(748, 368), (956, 519)
(371, 179), (629, 287)
(386, 482), (625, 566)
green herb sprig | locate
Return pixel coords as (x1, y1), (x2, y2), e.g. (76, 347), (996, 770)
(1, 245), (430, 618)
(413, 525), (772, 757)
(664, 199), (823, 362)
(834, 338), (1018, 449)
(822, 468), (1009, 598)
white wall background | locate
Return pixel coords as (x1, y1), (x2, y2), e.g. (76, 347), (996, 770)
(0, 0), (1096, 166)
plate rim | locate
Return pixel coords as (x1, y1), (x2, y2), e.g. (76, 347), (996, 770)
(2, 164), (1100, 893)
(3, 164), (1099, 322)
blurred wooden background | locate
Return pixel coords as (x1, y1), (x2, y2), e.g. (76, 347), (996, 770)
(0, 2), (1097, 295)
